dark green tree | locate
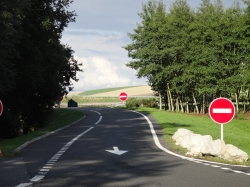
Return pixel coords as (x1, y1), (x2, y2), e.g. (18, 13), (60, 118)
(0, 0), (29, 95)
(0, 0), (82, 138)
(123, 0), (170, 108)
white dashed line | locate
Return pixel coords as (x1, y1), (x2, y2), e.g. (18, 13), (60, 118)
(16, 183), (32, 187)
(233, 170), (245, 174)
(26, 127), (94, 185)
(221, 167), (231, 170)
(30, 175), (45, 182)
(211, 165), (221, 168)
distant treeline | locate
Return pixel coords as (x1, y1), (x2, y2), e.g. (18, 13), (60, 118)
(124, 0), (250, 114)
(0, 0), (82, 138)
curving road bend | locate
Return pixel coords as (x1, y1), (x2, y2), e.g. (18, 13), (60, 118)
(17, 108), (250, 187)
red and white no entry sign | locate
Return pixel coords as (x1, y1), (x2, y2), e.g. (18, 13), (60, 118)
(209, 97), (235, 124)
(0, 100), (3, 116)
(119, 92), (128, 101)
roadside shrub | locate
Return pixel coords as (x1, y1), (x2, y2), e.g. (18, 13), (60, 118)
(126, 98), (157, 108)
(143, 98), (158, 107)
(126, 98), (140, 107)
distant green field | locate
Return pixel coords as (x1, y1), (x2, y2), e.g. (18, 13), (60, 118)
(78, 86), (141, 96)
(62, 96), (121, 103)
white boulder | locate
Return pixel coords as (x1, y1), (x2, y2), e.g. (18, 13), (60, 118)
(172, 128), (248, 162)
(172, 128), (194, 147)
(221, 144), (249, 162)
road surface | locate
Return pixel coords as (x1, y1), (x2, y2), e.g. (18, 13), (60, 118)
(17, 108), (250, 187)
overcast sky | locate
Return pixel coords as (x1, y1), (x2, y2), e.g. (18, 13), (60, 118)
(61, 0), (245, 92)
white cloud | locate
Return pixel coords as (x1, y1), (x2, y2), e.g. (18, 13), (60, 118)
(62, 29), (126, 58)
(72, 56), (140, 91)
(61, 0), (243, 92)
(61, 29), (147, 91)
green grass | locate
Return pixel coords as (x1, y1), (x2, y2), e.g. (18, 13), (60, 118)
(62, 96), (121, 103)
(0, 109), (84, 158)
(78, 86), (141, 96)
(135, 107), (250, 165)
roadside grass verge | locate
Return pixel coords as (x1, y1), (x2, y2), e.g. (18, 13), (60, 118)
(0, 109), (84, 158)
(135, 107), (250, 165)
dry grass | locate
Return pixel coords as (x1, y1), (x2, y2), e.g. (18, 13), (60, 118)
(66, 91), (82, 97)
(90, 85), (154, 97)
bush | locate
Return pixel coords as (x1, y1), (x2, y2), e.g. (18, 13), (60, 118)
(126, 98), (157, 108)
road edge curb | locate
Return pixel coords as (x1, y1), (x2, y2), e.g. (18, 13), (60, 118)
(14, 115), (86, 152)
(129, 109), (250, 168)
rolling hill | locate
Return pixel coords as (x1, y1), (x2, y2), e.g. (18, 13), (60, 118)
(67, 85), (154, 97)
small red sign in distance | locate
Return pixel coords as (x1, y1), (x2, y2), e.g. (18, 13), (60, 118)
(119, 92), (128, 101)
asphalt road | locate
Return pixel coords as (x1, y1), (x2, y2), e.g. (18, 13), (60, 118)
(18, 108), (250, 187)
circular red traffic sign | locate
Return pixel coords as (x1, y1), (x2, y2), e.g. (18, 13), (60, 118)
(209, 97), (235, 124)
(0, 100), (3, 116)
(119, 92), (128, 101)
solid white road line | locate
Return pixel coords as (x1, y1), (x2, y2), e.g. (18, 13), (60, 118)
(90, 110), (101, 116)
(95, 116), (103, 124)
(130, 110), (250, 176)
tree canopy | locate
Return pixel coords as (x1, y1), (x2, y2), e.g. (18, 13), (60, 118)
(124, 0), (250, 114)
(0, 0), (81, 138)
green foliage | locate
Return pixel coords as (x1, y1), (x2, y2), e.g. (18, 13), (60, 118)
(126, 98), (157, 108)
(124, 0), (250, 114)
(0, 0), (81, 138)
(0, 0), (29, 95)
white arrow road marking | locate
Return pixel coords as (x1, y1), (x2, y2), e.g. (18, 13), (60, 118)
(106, 147), (128, 155)
(212, 108), (232, 113)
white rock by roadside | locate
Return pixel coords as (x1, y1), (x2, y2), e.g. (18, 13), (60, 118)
(172, 128), (248, 162)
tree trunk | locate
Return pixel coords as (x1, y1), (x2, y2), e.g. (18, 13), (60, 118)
(159, 93), (162, 110)
(176, 96), (179, 112)
(186, 100), (189, 113)
(192, 92), (199, 114)
(243, 100), (246, 113)
(166, 89), (171, 111)
(167, 84), (174, 111)
(235, 92), (239, 113)
(23, 124), (29, 135)
(179, 97), (184, 113)
(202, 94), (206, 114)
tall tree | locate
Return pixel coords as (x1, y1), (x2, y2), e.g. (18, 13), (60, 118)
(0, 0), (82, 138)
(0, 0), (29, 95)
(165, 0), (195, 112)
(124, 0), (169, 104)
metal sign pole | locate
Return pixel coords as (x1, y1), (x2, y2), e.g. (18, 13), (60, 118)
(221, 124), (224, 141)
